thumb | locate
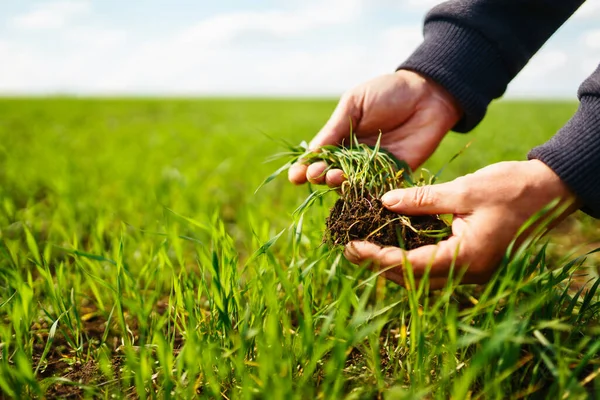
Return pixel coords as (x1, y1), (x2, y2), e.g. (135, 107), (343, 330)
(309, 94), (360, 150)
(381, 180), (470, 215)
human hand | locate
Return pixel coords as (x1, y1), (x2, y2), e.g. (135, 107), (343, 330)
(343, 160), (580, 289)
(288, 70), (462, 186)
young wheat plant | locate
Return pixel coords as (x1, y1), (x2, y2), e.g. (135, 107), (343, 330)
(261, 135), (451, 248)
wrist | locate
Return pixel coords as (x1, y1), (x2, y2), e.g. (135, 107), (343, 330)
(526, 159), (581, 212)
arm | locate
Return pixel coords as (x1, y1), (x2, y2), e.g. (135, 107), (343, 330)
(290, 0), (585, 186)
(529, 66), (600, 217)
(343, 0), (597, 286)
(400, 0), (585, 132)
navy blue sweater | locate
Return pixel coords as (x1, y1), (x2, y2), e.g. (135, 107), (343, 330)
(398, 0), (600, 217)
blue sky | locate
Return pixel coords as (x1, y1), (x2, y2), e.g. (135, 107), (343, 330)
(1, 0), (599, 98)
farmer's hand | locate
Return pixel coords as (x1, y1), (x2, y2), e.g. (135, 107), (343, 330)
(343, 160), (580, 289)
(288, 70), (462, 186)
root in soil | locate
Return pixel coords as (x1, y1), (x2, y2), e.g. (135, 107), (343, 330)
(325, 197), (449, 249)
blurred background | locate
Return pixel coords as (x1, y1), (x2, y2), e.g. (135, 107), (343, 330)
(1, 0), (599, 98)
(1, 1), (599, 266)
(2, 3), (600, 398)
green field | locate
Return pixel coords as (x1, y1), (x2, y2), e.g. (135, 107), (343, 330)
(0, 98), (599, 398)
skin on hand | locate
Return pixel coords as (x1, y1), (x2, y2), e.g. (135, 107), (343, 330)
(288, 70), (462, 186)
(343, 160), (580, 289)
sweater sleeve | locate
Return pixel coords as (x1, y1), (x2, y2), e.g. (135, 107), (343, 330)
(528, 66), (600, 217)
(398, 0), (584, 132)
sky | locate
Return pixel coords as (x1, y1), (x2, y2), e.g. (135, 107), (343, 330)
(0, 0), (599, 98)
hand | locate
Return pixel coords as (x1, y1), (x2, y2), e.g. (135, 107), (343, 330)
(343, 160), (580, 289)
(288, 70), (462, 186)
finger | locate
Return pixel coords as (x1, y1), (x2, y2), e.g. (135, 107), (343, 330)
(325, 169), (345, 187)
(406, 227), (500, 285)
(309, 95), (359, 150)
(345, 241), (405, 269)
(306, 161), (329, 184)
(288, 163), (308, 185)
(344, 242), (452, 289)
(381, 180), (470, 215)
(344, 238), (465, 279)
(403, 237), (464, 277)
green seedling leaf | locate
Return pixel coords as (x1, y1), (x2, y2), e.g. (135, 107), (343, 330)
(292, 189), (332, 217)
(24, 226), (42, 266)
(433, 141), (472, 183)
(35, 308), (70, 375)
(247, 229), (286, 264)
(255, 160), (296, 193)
(578, 276), (600, 322)
(55, 246), (117, 265)
(164, 207), (212, 232)
(0, 292), (16, 309)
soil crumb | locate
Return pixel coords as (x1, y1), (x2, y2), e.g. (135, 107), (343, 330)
(325, 197), (449, 249)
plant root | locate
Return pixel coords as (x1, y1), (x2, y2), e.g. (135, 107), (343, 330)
(325, 197), (449, 249)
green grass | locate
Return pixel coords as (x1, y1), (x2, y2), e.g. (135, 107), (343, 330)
(0, 98), (599, 398)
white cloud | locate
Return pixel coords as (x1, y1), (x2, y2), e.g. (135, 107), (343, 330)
(573, 0), (600, 20)
(179, 0), (363, 47)
(367, 26), (422, 73)
(92, 20), (421, 95)
(404, 0), (443, 10)
(579, 30), (600, 79)
(379, 26), (422, 54)
(508, 39), (595, 98)
(12, 1), (91, 30)
(518, 50), (568, 79)
(60, 0), (371, 94)
(582, 29), (600, 50)
(73, 30), (126, 51)
(0, 40), (38, 90)
(0, 0), (595, 97)
(363, 0), (441, 12)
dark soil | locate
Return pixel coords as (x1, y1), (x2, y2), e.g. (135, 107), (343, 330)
(19, 297), (184, 399)
(325, 197), (449, 249)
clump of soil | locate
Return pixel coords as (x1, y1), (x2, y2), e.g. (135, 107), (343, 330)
(325, 197), (449, 250)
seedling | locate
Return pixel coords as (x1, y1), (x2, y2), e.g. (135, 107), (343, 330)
(263, 134), (451, 249)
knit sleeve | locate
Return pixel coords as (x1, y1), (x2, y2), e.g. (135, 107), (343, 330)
(398, 0), (584, 132)
(528, 66), (600, 217)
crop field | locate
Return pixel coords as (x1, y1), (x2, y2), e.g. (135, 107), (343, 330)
(0, 98), (599, 398)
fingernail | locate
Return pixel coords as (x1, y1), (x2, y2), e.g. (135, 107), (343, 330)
(381, 191), (401, 206)
(344, 242), (360, 261)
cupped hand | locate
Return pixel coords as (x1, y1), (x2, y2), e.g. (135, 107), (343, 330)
(343, 160), (580, 289)
(288, 70), (462, 187)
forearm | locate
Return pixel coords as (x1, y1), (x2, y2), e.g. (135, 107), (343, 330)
(398, 0), (585, 132)
(529, 65), (600, 217)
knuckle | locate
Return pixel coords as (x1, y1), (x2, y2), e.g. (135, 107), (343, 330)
(382, 270), (404, 285)
(452, 178), (471, 204)
(411, 186), (436, 208)
(378, 247), (403, 267)
(340, 90), (356, 106)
